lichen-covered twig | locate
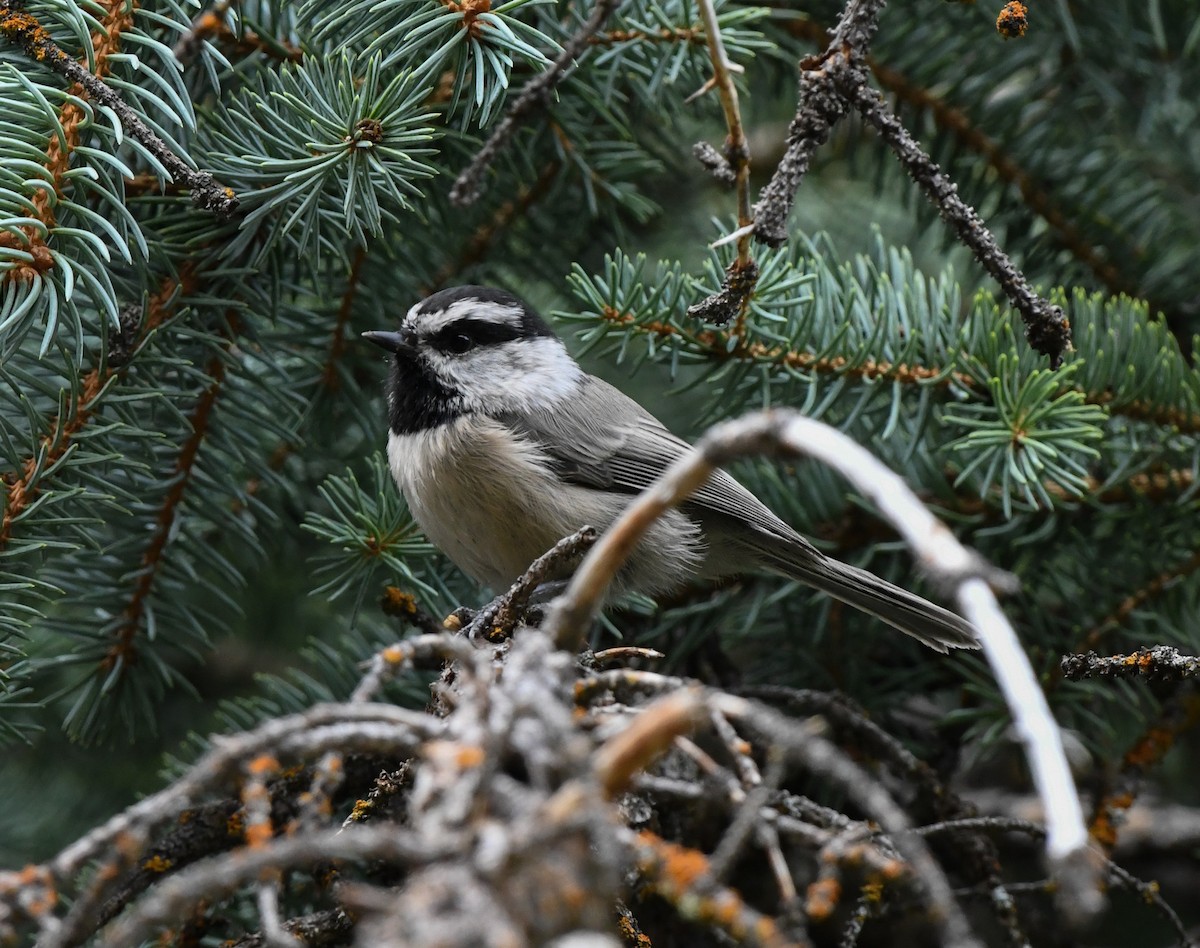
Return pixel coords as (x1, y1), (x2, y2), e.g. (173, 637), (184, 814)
(544, 408), (1099, 918)
(0, 0), (239, 218)
(466, 526), (597, 641)
(845, 80), (1070, 365)
(1062, 645), (1200, 683)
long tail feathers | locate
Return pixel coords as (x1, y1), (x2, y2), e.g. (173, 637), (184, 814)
(754, 541), (979, 653)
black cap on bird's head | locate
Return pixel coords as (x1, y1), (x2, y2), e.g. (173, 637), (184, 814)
(362, 285), (554, 354)
(363, 285), (580, 435)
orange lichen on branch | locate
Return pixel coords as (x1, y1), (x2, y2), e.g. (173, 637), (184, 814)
(996, 2), (1028, 38)
(141, 855), (173, 873)
(1089, 693), (1200, 852)
(0, 864), (57, 917)
(382, 587), (420, 619)
(634, 832), (788, 948)
(805, 876), (841, 921)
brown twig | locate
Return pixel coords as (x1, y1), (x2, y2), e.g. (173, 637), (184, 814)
(465, 526), (598, 642)
(0, 266), (197, 549)
(101, 351), (228, 676)
(686, 0), (757, 327)
(449, 0), (621, 206)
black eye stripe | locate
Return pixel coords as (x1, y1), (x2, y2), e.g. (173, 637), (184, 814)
(426, 319), (523, 352)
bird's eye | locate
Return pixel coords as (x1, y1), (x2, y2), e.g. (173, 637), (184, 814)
(444, 333), (475, 354)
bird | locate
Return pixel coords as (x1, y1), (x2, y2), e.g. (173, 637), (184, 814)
(363, 285), (978, 652)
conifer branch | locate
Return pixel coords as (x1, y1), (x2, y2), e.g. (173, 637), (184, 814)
(424, 160), (561, 295)
(321, 246), (370, 391)
(0, 0), (238, 218)
(782, 17), (1149, 336)
(845, 80), (1071, 366)
(588, 26), (703, 47)
(449, 0), (621, 206)
(173, 0), (303, 66)
(101, 351), (228, 677)
(0, 0), (132, 243)
(598, 305), (968, 386)
(1086, 689), (1200, 854)
(0, 268), (196, 550)
(1073, 549), (1200, 654)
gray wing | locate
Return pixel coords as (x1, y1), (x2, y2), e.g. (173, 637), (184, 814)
(496, 375), (807, 546)
(496, 375), (977, 652)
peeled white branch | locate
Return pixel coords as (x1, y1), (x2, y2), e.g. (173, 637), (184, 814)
(545, 409), (1101, 916)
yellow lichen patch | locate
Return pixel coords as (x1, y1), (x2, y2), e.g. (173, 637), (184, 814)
(348, 798), (374, 822)
(616, 913), (652, 947)
(141, 855), (173, 873)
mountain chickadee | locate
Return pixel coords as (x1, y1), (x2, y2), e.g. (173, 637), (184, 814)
(364, 285), (977, 652)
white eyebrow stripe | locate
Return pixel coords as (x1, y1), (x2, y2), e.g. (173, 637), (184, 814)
(407, 298), (525, 335)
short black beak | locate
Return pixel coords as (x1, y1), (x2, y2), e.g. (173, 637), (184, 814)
(362, 330), (411, 353)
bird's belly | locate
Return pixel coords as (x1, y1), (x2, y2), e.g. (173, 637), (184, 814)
(386, 418), (701, 595)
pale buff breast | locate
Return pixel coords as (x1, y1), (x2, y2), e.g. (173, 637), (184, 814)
(386, 416), (703, 596)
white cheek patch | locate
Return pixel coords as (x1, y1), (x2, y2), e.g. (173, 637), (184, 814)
(438, 338), (584, 415)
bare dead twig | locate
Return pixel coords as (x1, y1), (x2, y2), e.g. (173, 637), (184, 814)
(751, 0), (885, 246)
(466, 526), (598, 641)
(544, 408), (1099, 920)
(844, 79), (1070, 366)
(687, 0), (758, 326)
(749, 0), (1072, 365)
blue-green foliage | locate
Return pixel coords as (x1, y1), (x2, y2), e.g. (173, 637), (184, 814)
(202, 53), (440, 263)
